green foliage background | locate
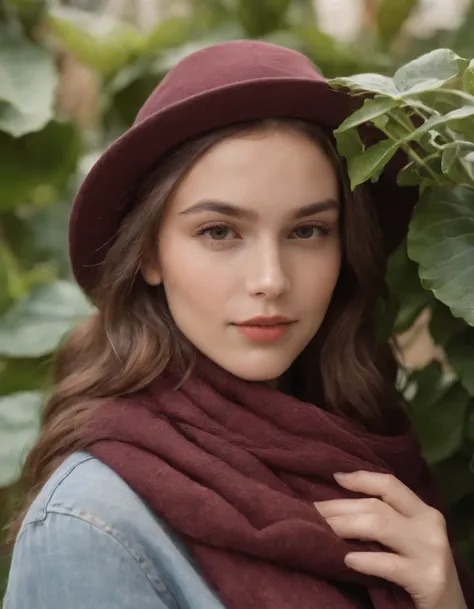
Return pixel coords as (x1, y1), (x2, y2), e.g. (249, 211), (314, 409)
(1, 0), (474, 596)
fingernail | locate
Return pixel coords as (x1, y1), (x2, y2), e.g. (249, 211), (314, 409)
(334, 472), (350, 479)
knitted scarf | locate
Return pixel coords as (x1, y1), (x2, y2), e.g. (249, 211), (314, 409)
(84, 358), (474, 609)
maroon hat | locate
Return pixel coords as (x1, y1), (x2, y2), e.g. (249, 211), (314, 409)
(69, 39), (417, 295)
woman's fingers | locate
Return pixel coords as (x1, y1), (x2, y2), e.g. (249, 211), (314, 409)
(315, 497), (392, 519)
(316, 472), (467, 609)
(333, 471), (428, 518)
(344, 552), (411, 587)
(324, 512), (410, 555)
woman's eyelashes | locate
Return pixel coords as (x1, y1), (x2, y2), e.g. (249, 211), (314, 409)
(196, 222), (240, 242)
(195, 221), (333, 247)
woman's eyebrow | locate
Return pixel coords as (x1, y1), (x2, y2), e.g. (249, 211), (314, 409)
(179, 198), (339, 220)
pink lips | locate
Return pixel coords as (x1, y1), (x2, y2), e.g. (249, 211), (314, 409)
(233, 316), (295, 343)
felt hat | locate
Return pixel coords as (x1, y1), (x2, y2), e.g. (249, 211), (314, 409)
(69, 39), (417, 295)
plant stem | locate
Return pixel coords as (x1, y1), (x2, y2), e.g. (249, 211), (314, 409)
(401, 144), (443, 183)
(378, 119), (443, 183)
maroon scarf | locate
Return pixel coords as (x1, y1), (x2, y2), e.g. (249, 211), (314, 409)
(84, 358), (473, 609)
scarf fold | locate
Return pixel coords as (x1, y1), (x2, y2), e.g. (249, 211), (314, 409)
(83, 358), (472, 609)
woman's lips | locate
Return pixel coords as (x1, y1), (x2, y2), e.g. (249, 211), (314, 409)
(234, 322), (294, 343)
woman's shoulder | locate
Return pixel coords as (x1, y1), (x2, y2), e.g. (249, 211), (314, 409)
(8, 451), (225, 609)
(19, 450), (201, 578)
(22, 451), (156, 538)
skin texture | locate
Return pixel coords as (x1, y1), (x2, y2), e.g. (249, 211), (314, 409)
(142, 126), (342, 382)
(141, 126), (467, 609)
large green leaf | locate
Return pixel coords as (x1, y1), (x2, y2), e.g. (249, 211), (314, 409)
(407, 186), (474, 326)
(375, 0), (418, 46)
(0, 25), (57, 136)
(0, 391), (42, 486)
(0, 281), (94, 358)
(393, 49), (468, 95)
(0, 120), (81, 212)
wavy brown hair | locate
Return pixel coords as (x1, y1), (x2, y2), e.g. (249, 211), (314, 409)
(6, 118), (401, 544)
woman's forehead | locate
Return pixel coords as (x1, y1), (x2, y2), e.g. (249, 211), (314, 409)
(167, 129), (340, 217)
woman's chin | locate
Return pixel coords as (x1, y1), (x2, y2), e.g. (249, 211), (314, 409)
(207, 351), (295, 383)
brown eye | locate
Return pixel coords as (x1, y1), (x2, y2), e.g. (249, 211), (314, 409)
(209, 227), (232, 240)
(293, 226), (321, 239)
(199, 225), (237, 240)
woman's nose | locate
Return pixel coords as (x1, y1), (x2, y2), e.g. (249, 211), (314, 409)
(245, 244), (290, 299)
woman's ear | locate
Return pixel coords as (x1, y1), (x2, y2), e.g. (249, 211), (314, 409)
(140, 254), (162, 286)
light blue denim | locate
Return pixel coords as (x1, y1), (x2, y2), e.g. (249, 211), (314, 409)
(3, 451), (226, 609)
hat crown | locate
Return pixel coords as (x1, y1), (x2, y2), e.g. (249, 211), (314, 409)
(135, 40), (323, 125)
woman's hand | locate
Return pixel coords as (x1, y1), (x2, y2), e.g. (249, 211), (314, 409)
(314, 471), (467, 609)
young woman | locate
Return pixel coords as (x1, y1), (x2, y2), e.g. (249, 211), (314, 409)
(4, 40), (473, 609)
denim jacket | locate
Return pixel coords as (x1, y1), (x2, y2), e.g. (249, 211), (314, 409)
(3, 452), (226, 609)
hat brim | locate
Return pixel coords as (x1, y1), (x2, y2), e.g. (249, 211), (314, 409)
(69, 77), (417, 294)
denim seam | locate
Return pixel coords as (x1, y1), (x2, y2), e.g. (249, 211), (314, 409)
(25, 504), (178, 607)
(23, 454), (96, 526)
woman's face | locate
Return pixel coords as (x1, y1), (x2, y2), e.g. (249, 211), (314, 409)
(142, 127), (342, 381)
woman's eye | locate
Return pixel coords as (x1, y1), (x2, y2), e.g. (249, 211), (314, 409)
(201, 225), (236, 240)
(292, 225), (324, 239)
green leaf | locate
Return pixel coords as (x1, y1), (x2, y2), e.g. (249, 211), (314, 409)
(0, 25), (57, 136)
(0, 120), (81, 212)
(347, 139), (399, 189)
(0, 391), (42, 486)
(407, 186), (474, 326)
(23, 197), (73, 278)
(463, 58), (474, 94)
(429, 300), (466, 346)
(0, 281), (94, 358)
(333, 128), (364, 160)
(386, 241), (433, 334)
(330, 49), (468, 99)
(393, 49), (469, 95)
(441, 142), (474, 184)
(330, 73), (399, 98)
(334, 96), (400, 133)
(47, 6), (141, 75)
(0, 357), (51, 395)
(445, 327), (474, 396)
(432, 452), (474, 508)
(410, 378), (469, 464)
(397, 161), (421, 187)
(0, 241), (26, 314)
(405, 106), (474, 142)
(375, 0), (418, 46)
(141, 16), (194, 53)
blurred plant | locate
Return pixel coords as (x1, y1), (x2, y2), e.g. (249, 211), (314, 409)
(2, 0), (474, 596)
